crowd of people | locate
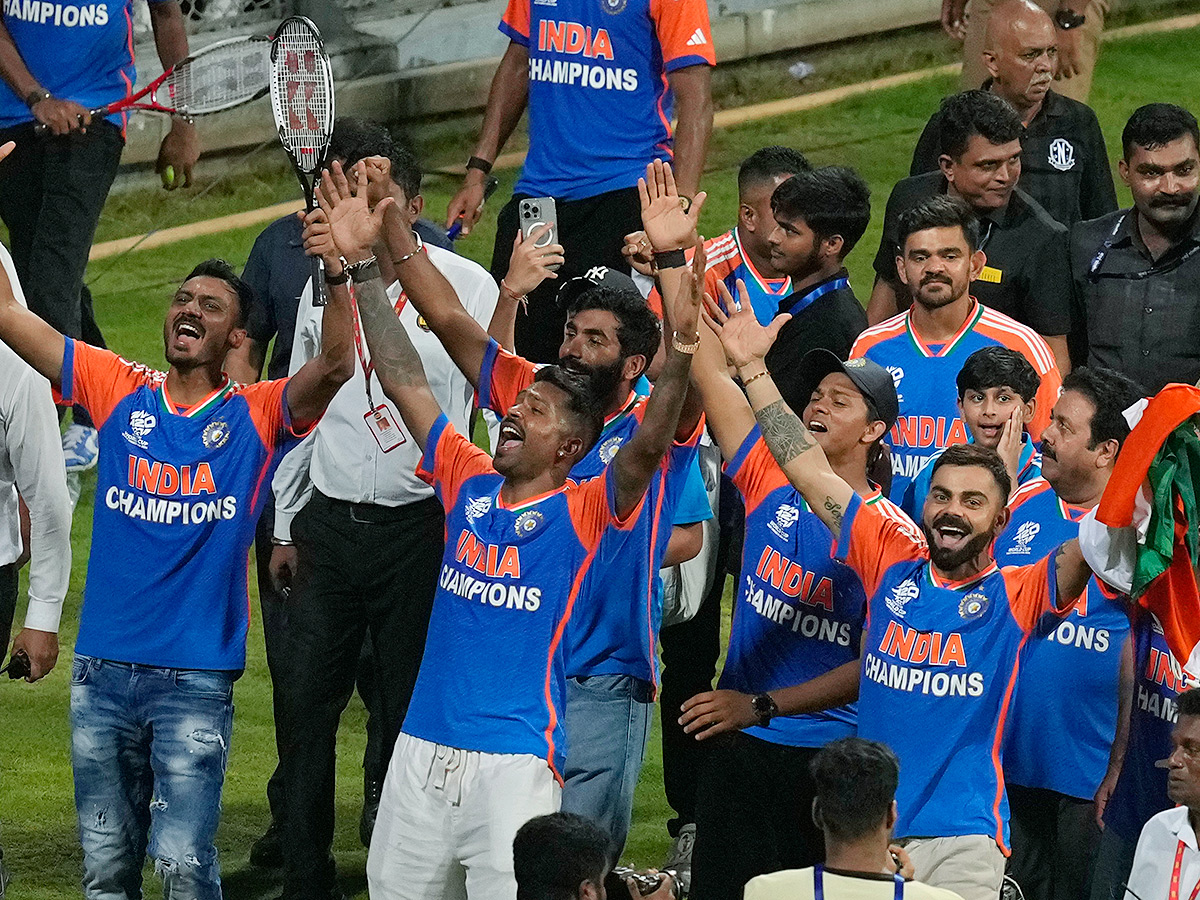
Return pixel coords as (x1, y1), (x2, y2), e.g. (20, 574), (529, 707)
(1, 1), (1199, 900)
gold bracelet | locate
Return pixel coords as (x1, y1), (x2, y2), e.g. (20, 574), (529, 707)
(671, 331), (701, 354)
(742, 369), (770, 387)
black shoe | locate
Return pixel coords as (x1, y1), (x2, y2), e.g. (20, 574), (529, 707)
(360, 779), (383, 848)
(250, 820), (285, 869)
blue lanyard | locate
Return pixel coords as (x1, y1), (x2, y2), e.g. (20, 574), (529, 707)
(783, 276), (849, 317)
(813, 866), (905, 900)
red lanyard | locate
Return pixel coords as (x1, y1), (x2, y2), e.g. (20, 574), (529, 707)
(1171, 840), (1200, 900)
(348, 284), (407, 409)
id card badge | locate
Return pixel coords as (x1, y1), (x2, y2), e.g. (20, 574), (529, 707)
(365, 405), (407, 453)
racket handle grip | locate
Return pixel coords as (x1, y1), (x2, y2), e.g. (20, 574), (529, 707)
(32, 106), (107, 137)
(311, 255), (326, 307)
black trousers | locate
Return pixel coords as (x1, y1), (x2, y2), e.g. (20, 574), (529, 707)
(1007, 784), (1099, 900)
(490, 186), (642, 364)
(657, 473), (744, 834)
(691, 732), (825, 900)
(254, 504), (387, 828)
(0, 562), (16, 653)
(0, 121), (122, 428)
(281, 492), (444, 899)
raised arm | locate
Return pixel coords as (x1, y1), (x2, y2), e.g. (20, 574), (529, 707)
(487, 224), (564, 351)
(702, 292), (854, 534)
(444, 41), (529, 235)
(691, 279), (759, 460)
(382, 205), (493, 388)
(282, 164), (363, 432)
(1053, 539), (1093, 611)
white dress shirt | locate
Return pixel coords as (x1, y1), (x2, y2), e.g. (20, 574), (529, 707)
(273, 244), (498, 540)
(1126, 805), (1200, 900)
(0, 243), (72, 632)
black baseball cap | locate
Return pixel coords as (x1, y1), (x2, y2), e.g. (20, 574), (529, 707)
(556, 265), (642, 309)
(791, 348), (899, 429)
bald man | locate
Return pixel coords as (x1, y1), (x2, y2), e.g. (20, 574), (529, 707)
(943, 0), (1106, 103)
(914, 0), (1116, 228)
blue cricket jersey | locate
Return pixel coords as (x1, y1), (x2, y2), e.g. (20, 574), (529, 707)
(0, 0), (171, 128)
(836, 491), (1079, 850)
(406, 414), (636, 778)
(478, 339), (708, 689)
(719, 428), (888, 746)
(499, 0), (714, 199)
(58, 340), (307, 670)
(994, 478), (1130, 800)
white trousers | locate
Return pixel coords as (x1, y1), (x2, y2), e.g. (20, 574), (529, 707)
(367, 732), (561, 900)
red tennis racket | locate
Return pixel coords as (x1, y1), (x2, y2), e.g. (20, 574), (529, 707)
(270, 15), (335, 306)
(34, 34), (271, 134)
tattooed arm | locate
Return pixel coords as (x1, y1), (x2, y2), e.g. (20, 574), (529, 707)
(700, 295), (853, 535)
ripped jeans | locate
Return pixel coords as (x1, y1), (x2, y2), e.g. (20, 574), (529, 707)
(70, 656), (234, 900)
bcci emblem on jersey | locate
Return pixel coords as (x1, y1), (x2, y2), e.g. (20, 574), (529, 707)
(202, 420), (230, 450)
(887, 578), (918, 619)
(515, 509), (546, 537)
(599, 435), (623, 464)
(600, 0), (627, 17)
(1048, 138), (1076, 171)
(466, 496), (493, 523)
(959, 591), (990, 621)
(122, 410), (157, 449)
(1008, 520), (1040, 555)
(767, 503), (800, 540)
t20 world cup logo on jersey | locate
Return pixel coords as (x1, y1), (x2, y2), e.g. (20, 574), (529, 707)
(465, 496), (493, 523)
(886, 578), (918, 619)
(1009, 520), (1040, 555)
(886, 366), (904, 403)
(767, 503), (800, 540)
(123, 410), (157, 449)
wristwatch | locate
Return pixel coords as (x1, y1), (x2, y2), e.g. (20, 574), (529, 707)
(751, 693), (778, 727)
(1054, 7), (1086, 29)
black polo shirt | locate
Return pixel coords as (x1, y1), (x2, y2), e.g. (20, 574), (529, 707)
(765, 270), (868, 407)
(242, 214), (455, 380)
(873, 171), (1073, 336)
(910, 86), (1117, 227)
(1070, 205), (1200, 394)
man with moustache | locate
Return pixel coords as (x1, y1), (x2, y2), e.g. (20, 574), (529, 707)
(1123, 688), (1200, 900)
(701, 288), (1095, 900)
(911, 0), (1115, 228)
(1070, 104), (1200, 394)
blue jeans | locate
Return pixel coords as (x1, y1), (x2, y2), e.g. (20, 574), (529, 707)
(560, 674), (654, 855)
(70, 655), (234, 900)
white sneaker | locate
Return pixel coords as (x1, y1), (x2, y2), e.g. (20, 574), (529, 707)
(62, 424), (99, 472)
(662, 823), (695, 899)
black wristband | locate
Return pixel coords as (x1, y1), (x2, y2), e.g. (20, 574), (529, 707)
(467, 155), (493, 175)
(653, 249), (687, 268)
(324, 268), (349, 285)
(25, 89), (50, 109)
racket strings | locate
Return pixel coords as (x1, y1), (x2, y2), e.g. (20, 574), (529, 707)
(271, 21), (334, 174)
(166, 40), (272, 115)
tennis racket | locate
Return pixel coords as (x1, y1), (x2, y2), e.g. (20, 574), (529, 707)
(33, 34), (271, 134)
(270, 15), (335, 306)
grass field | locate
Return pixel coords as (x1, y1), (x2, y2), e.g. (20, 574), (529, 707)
(3, 18), (1200, 899)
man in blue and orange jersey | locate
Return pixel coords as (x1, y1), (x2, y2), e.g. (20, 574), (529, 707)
(343, 161), (706, 900)
(993, 366), (1140, 900)
(0, 153), (369, 900)
(382, 161), (711, 858)
(0, 0), (200, 471)
(680, 276), (910, 900)
(852, 196), (1061, 506)
(445, 0), (714, 363)
(701, 292), (1095, 900)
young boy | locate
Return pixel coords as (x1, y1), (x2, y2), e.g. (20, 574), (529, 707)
(903, 346), (1041, 517)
